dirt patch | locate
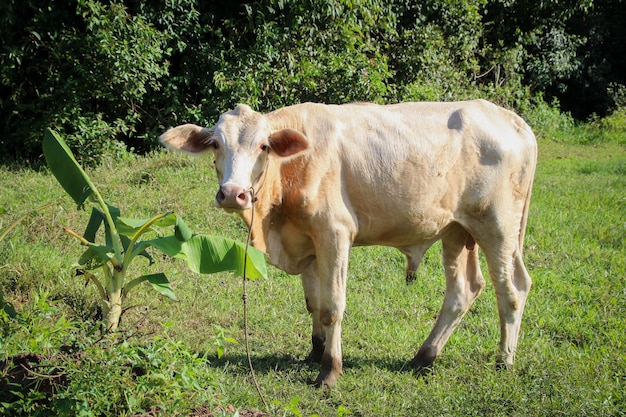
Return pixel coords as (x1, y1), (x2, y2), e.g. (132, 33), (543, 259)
(0, 353), (67, 403)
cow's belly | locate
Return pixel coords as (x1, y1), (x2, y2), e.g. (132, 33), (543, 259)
(352, 205), (455, 248)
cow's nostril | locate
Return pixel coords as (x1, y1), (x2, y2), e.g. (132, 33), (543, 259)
(216, 184), (250, 209)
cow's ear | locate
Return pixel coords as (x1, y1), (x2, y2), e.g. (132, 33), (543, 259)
(160, 124), (214, 154)
(269, 128), (309, 158)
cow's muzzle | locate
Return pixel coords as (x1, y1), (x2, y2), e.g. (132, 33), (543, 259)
(216, 183), (252, 210)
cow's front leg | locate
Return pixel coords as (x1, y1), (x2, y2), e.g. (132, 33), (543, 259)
(313, 228), (352, 388)
(301, 264), (324, 363)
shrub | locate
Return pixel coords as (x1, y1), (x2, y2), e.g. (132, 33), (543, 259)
(0, 0), (172, 165)
(1, 0), (624, 164)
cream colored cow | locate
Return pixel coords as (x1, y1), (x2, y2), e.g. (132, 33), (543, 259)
(160, 100), (537, 387)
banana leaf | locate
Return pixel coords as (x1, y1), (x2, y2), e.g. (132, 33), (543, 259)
(42, 129), (97, 208)
(148, 234), (267, 279)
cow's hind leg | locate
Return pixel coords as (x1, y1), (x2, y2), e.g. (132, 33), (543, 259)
(301, 264), (325, 363)
(410, 225), (486, 371)
(482, 244), (532, 367)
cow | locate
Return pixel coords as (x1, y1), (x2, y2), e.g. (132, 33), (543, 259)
(160, 100), (537, 388)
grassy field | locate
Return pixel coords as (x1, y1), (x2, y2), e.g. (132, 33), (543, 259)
(0, 117), (624, 416)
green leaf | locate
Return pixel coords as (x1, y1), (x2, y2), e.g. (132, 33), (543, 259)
(124, 273), (178, 301)
(174, 216), (192, 241)
(116, 216), (154, 237)
(128, 239), (152, 257)
(79, 244), (114, 268)
(116, 213), (176, 237)
(148, 234), (267, 279)
(116, 213), (192, 241)
(85, 205), (121, 242)
(82, 206), (123, 254)
(147, 273), (177, 301)
(42, 129), (97, 208)
(83, 207), (104, 242)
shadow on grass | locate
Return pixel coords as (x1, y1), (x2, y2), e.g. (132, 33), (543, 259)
(204, 351), (430, 384)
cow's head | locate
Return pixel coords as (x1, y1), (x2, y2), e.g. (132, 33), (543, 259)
(160, 104), (309, 211)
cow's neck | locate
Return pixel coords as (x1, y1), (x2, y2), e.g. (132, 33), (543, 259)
(237, 159), (283, 255)
(238, 107), (309, 256)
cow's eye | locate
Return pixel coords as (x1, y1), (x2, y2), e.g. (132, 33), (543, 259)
(260, 144), (269, 152)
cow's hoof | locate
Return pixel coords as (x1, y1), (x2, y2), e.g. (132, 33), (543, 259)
(405, 271), (417, 284)
(495, 362), (508, 371)
(495, 352), (514, 371)
(313, 369), (340, 388)
(313, 355), (342, 388)
(409, 359), (433, 376)
(409, 350), (436, 374)
(412, 363), (433, 377)
(495, 358), (513, 371)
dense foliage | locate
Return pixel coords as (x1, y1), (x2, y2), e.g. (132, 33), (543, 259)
(1, 0), (624, 163)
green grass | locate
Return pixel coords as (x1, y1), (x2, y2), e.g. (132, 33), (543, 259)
(1, 120), (625, 416)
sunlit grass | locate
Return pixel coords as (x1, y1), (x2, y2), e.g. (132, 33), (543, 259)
(1, 131), (624, 416)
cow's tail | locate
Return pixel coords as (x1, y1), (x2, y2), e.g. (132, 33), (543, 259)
(517, 132), (538, 255)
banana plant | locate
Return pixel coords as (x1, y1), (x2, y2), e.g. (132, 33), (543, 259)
(42, 129), (267, 332)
